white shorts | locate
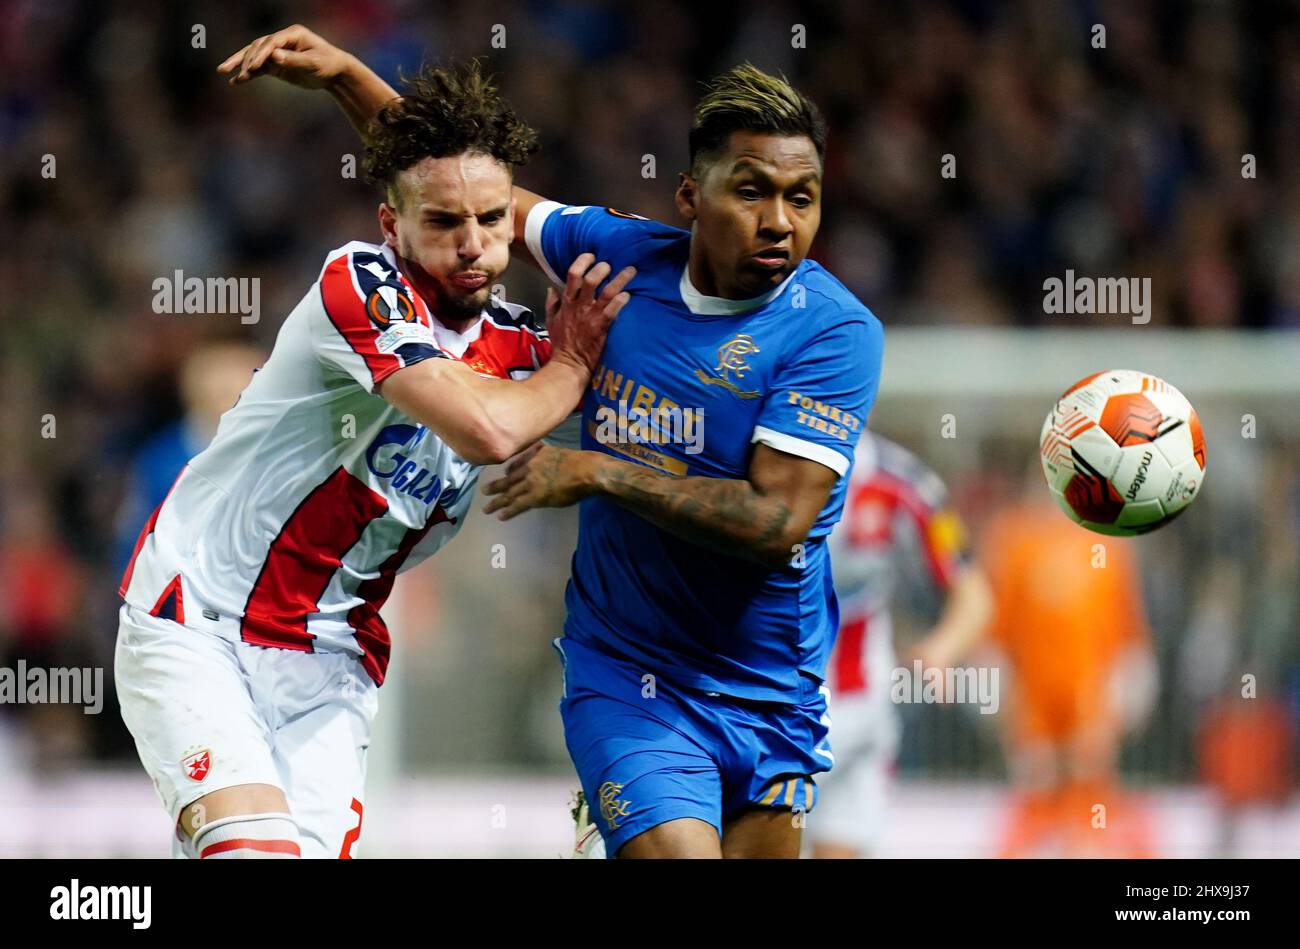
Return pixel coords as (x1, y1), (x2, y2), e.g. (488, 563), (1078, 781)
(808, 687), (900, 853)
(114, 603), (379, 858)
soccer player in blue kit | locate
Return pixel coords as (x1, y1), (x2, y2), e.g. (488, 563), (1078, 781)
(221, 26), (884, 859)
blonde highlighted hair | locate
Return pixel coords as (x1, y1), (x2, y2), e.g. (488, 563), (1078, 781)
(689, 63), (826, 172)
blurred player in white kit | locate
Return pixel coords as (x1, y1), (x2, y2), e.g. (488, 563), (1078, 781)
(114, 59), (632, 858)
(809, 432), (992, 858)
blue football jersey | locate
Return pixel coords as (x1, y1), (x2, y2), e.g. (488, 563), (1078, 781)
(526, 201), (884, 702)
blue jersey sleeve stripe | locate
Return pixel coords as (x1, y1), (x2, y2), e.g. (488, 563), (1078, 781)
(524, 201), (566, 286)
(751, 425), (851, 477)
(394, 342), (446, 366)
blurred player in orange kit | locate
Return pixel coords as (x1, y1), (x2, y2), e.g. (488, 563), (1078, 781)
(979, 471), (1158, 858)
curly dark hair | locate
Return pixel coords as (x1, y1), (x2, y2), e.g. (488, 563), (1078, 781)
(363, 59), (539, 205)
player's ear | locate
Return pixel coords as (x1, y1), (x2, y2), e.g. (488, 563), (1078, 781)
(378, 202), (398, 248)
(675, 172), (698, 222)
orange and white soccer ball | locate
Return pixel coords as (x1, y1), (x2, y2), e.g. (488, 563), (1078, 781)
(1039, 369), (1207, 535)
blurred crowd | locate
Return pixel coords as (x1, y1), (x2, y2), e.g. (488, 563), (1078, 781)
(0, 0), (1297, 805)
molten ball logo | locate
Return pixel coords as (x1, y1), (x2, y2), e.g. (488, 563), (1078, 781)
(1125, 450), (1153, 500)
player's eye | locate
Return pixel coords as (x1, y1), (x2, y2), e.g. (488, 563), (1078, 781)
(737, 186), (763, 201)
(480, 212), (505, 225)
(788, 195), (814, 209)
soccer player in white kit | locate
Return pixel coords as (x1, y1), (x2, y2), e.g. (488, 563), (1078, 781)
(808, 432), (992, 858)
(115, 61), (634, 859)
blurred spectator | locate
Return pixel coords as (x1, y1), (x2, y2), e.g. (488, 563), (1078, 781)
(0, 485), (87, 771)
(113, 341), (266, 572)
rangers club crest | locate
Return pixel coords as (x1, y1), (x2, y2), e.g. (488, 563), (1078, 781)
(597, 780), (631, 830)
(181, 748), (212, 782)
(694, 333), (762, 399)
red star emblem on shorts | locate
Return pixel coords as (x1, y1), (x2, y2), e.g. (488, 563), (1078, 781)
(181, 749), (211, 782)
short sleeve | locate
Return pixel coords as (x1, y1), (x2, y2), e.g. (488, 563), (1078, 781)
(315, 246), (447, 393)
(752, 315), (883, 477)
(904, 502), (971, 593)
(524, 201), (649, 286)
(895, 460), (971, 592)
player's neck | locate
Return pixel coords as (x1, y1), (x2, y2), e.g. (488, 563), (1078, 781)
(685, 249), (784, 305)
(687, 245), (787, 303)
(686, 250), (724, 298)
(432, 311), (482, 334)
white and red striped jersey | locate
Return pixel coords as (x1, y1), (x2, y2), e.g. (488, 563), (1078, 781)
(828, 433), (969, 696)
(120, 240), (550, 685)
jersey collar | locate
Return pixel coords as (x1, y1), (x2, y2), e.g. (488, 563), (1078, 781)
(429, 313), (484, 358)
(678, 263), (799, 316)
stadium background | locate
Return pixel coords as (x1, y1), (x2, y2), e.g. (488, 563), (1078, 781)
(0, 0), (1297, 855)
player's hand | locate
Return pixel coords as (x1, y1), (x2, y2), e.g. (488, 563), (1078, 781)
(217, 24), (352, 88)
(482, 444), (595, 520)
(905, 632), (958, 677)
(547, 254), (635, 375)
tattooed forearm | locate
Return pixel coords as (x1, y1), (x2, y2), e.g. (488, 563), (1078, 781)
(592, 455), (798, 568)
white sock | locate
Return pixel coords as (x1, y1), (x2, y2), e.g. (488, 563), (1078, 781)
(192, 812), (302, 859)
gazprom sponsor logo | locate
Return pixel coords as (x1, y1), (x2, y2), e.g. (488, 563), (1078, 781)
(365, 424), (461, 507)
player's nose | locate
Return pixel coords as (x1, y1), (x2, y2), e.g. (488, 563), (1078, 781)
(758, 199), (793, 239)
(459, 221), (485, 259)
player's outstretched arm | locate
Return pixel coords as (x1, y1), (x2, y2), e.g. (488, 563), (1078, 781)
(483, 443), (837, 569)
(217, 26), (550, 254)
(380, 255), (633, 466)
(908, 566), (994, 671)
(217, 25), (399, 136)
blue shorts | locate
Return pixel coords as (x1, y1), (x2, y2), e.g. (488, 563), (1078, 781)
(555, 636), (832, 856)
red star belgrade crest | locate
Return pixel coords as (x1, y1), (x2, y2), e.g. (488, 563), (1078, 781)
(182, 749), (211, 782)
